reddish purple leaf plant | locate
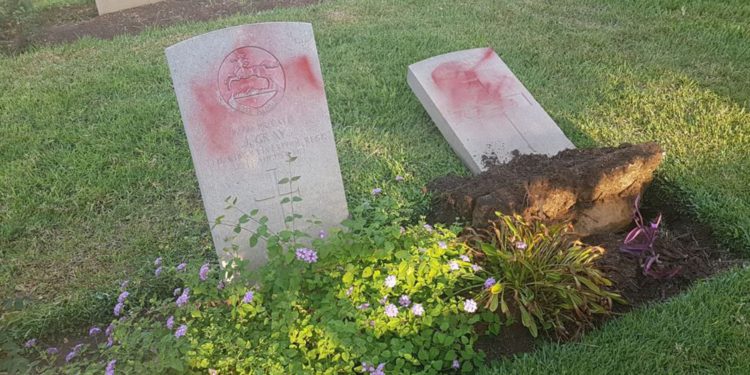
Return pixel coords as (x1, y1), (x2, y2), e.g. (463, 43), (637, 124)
(620, 195), (681, 279)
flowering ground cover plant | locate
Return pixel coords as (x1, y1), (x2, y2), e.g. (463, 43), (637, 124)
(24, 174), (494, 374)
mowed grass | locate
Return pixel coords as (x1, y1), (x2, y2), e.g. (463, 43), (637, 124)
(30, 0), (92, 10)
(0, 0), (749, 371)
(485, 267), (750, 374)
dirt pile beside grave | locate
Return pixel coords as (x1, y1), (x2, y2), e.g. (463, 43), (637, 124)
(428, 143), (663, 236)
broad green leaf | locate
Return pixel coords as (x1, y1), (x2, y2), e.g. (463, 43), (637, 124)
(362, 267), (373, 278)
(342, 271), (354, 284)
(519, 305), (538, 337)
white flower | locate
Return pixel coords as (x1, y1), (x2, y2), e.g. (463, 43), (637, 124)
(384, 275), (397, 288)
(411, 303), (425, 317)
(384, 304), (399, 318)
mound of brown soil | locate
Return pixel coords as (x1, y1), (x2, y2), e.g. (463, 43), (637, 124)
(429, 143), (663, 236)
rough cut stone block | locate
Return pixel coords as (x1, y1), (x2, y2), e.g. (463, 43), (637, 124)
(407, 48), (575, 174)
(95, 0), (163, 15)
(166, 22), (349, 268)
(428, 143), (663, 237)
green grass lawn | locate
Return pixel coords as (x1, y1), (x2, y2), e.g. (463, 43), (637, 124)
(1, 0), (749, 371)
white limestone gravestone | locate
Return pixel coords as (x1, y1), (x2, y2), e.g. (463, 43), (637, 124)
(95, 0), (163, 15)
(166, 22), (348, 268)
(407, 48), (574, 174)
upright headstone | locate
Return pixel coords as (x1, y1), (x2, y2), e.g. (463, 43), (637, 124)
(166, 22), (348, 268)
(95, 0), (163, 15)
(407, 48), (574, 174)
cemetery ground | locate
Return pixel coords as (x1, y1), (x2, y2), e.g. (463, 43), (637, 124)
(1, 0), (318, 54)
(1, 0), (749, 373)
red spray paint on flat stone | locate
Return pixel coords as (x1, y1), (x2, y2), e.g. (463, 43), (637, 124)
(190, 79), (237, 157)
(431, 48), (511, 111)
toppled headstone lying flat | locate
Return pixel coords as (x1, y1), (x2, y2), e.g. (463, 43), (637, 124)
(166, 22), (348, 268)
(95, 0), (163, 15)
(407, 48), (575, 174)
(428, 143), (663, 236)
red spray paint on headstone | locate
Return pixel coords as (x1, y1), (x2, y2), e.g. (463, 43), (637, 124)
(190, 79), (237, 157)
(287, 55), (324, 93)
(431, 48), (512, 112)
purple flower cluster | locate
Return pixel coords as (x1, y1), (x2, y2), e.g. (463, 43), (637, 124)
(24, 339), (36, 348)
(515, 241), (528, 250)
(452, 359), (460, 369)
(357, 303), (370, 310)
(46, 347), (59, 355)
(166, 316), (175, 330)
(242, 290), (254, 304)
(484, 277), (496, 289)
(154, 257), (162, 266)
(398, 295), (411, 307)
(155, 266), (163, 277)
(88, 326), (101, 336)
(105, 322), (115, 347)
(448, 261), (459, 271)
(113, 303), (124, 317)
(199, 263), (210, 281)
(176, 288), (190, 307)
(459, 254), (470, 262)
(371, 188), (382, 196)
(114, 290), (128, 317)
(106, 359), (116, 375)
(176, 262), (187, 272)
(438, 241), (447, 249)
(395, 175), (404, 182)
(175, 324), (188, 338)
(361, 362), (386, 375)
(463, 299), (478, 313)
(423, 224), (433, 232)
(319, 230), (327, 239)
(65, 343), (84, 363)
(295, 247), (318, 263)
